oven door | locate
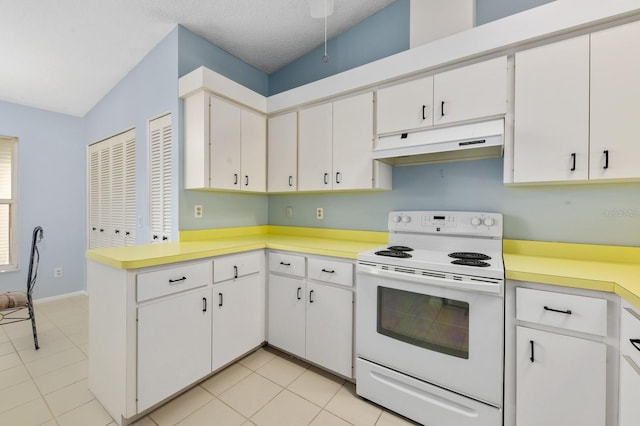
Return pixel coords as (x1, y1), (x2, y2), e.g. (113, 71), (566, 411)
(356, 263), (504, 406)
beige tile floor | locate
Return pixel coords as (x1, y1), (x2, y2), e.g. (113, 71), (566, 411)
(0, 294), (418, 426)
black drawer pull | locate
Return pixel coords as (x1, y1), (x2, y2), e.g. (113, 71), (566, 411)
(202, 297), (207, 312)
(544, 306), (572, 315)
(234, 173), (238, 185)
(335, 172), (341, 184)
(233, 265), (238, 279)
(530, 340), (535, 363)
(245, 175), (249, 186)
(169, 276), (186, 283)
(297, 287), (302, 300)
(422, 105), (426, 120)
(321, 268), (335, 273)
(288, 176), (293, 187)
(309, 289), (315, 303)
(219, 292), (223, 307)
(323, 173), (329, 185)
(441, 101), (445, 117)
(280, 261), (291, 266)
(603, 150), (609, 169)
(631, 339), (640, 352)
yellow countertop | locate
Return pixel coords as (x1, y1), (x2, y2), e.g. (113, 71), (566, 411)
(86, 227), (640, 308)
(86, 226), (387, 270)
(503, 239), (640, 309)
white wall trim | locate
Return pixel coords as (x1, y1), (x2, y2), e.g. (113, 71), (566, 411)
(34, 290), (88, 304)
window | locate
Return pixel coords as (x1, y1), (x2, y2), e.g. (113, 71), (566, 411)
(0, 136), (17, 270)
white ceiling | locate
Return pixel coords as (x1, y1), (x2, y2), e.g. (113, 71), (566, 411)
(0, 0), (397, 117)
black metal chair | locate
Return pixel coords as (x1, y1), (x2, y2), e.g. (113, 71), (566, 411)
(0, 226), (44, 350)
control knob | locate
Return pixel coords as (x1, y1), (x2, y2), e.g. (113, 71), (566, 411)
(483, 217), (495, 227)
(401, 216), (411, 223)
(471, 217), (481, 226)
(392, 215), (402, 223)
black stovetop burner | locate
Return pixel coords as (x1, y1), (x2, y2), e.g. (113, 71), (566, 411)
(448, 252), (492, 261)
(387, 246), (414, 252)
(375, 249), (413, 259)
(451, 259), (491, 267)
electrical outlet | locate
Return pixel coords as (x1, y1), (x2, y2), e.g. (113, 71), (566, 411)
(286, 206), (293, 218)
(316, 207), (324, 220)
(194, 205), (203, 218)
(54, 267), (63, 278)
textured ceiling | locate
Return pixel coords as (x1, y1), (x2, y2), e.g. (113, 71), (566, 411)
(0, 0), (396, 117)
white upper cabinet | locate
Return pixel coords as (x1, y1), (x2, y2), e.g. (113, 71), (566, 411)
(299, 92), (391, 192)
(376, 76), (434, 135)
(184, 92), (266, 192)
(590, 20), (640, 180)
(376, 56), (507, 135)
(298, 102), (334, 192)
(268, 111), (298, 192)
(433, 56), (507, 125)
(513, 36), (590, 183)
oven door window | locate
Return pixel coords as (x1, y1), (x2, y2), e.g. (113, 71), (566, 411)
(377, 286), (469, 359)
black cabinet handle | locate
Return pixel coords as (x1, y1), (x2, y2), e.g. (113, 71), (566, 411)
(288, 176), (293, 187)
(218, 292), (223, 307)
(162, 236), (168, 241)
(152, 234), (158, 240)
(603, 150), (609, 169)
(125, 231), (130, 236)
(203, 297), (207, 312)
(441, 101), (445, 117)
(335, 172), (341, 184)
(422, 104), (426, 120)
(92, 227), (96, 231)
(530, 340), (535, 363)
(114, 229), (120, 234)
(280, 261), (291, 266)
(297, 287), (302, 300)
(233, 265), (238, 279)
(100, 229), (104, 233)
(570, 153), (576, 171)
(309, 289), (314, 303)
(245, 175), (249, 186)
(323, 173), (329, 185)
(544, 305), (572, 315)
(630, 339), (640, 352)
(169, 276), (186, 283)
(234, 173), (238, 185)
(321, 268), (335, 273)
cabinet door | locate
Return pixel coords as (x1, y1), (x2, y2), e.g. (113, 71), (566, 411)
(137, 287), (211, 412)
(306, 283), (353, 378)
(210, 97), (241, 190)
(88, 146), (100, 249)
(268, 112), (298, 192)
(298, 103), (333, 191)
(376, 76), (433, 134)
(619, 355), (640, 426)
(212, 274), (265, 371)
(434, 56), (507, 125)
(590, 20), (640, 180)
(513, 36), (590, 183)
(516, 326), (606, 426)
(333, 92), (374, 190)
(241, 109), (266, 192)
(267, 274), (306, 358)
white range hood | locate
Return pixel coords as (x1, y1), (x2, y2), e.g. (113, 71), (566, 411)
(373, 119), (504, 166)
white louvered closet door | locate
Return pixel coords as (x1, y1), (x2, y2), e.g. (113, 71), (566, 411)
(149, 114), (172, 243)
(87, 128), (136, 249)
(88, 146), (100, 249)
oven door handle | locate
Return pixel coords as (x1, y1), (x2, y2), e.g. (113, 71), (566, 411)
(357, 264), (503, 295)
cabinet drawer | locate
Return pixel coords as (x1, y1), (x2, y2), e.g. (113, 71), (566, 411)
(621, 305), (640, 366)
(516, 287), (607, 336)
(214, 251), (263, 283)
(137, 261), (211, 302)
(269, 252), (306, 277)
(308, 258), (353, 287)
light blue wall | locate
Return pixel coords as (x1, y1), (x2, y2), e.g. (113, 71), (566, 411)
(178, 26), (268, 95)
(269, 0), (410, 95)
(84, 27), (181, 244)
(0, 101), (84, 298)
(268, 160), (640, 246)
(476, 0), (556, 25)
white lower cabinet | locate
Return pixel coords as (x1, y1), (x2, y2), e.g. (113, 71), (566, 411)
(515, 326), (606, 426)
(137, 287), (212, 412)
(212, 273), (265, 371)
(267, 252), (354, 378)
(620, 303), (640, 426)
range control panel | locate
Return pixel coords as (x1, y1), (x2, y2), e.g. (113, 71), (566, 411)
(388, 211), (503, 238)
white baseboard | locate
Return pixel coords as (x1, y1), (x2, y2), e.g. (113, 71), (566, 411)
(34, 290), (88, 304)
